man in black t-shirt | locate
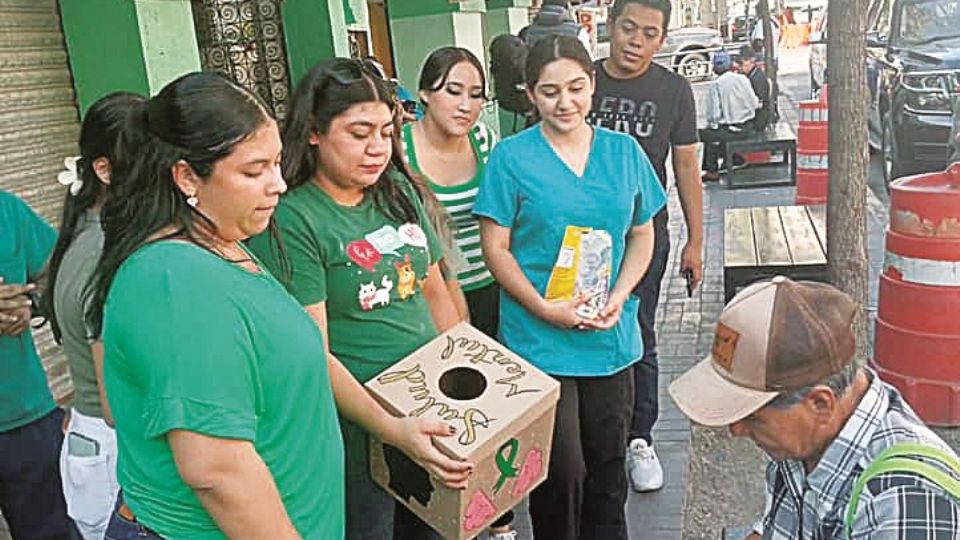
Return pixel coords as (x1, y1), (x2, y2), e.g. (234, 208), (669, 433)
(588, 0), (703, 494)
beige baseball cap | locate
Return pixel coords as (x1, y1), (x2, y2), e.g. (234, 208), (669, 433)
(668, 276), (858, 427)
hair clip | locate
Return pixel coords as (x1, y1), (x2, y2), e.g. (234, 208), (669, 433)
(57, 156), (83, 196)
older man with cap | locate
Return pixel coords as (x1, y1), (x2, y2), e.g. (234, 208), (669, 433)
(670, 277), (960, 539)
(699, 50), (759, 181)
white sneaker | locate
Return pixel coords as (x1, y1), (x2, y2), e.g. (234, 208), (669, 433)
(489, 530), (518, 540)
(626, 438), (664, 492)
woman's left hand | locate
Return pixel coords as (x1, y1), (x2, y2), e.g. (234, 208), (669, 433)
(385, 417), (474, 489)
(580, 291), (628, 331)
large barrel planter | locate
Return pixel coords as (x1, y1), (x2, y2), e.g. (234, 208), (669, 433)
(874, 163), (960, 426)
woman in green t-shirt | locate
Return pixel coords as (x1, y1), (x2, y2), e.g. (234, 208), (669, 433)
(89, 72), (469, 540)
(247, 58), (468, 539)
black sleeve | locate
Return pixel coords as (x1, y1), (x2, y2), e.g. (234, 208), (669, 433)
(752, 72), (771, 107)
(671, 77), (699, 146)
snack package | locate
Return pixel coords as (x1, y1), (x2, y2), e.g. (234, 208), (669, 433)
(545, 226), (613, 320)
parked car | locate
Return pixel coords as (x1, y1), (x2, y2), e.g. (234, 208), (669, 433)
(594, 23), (723, 81)
(655, 26), (725, 81)
(809, 0), (960, 187)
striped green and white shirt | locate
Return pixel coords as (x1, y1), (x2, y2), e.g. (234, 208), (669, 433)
(401, 122), (497, 291)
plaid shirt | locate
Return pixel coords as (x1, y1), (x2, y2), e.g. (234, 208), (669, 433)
(754, 370), (960, 539)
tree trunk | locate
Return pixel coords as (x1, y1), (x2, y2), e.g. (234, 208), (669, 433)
(758, 0), (779, 111)
(826, 0), (871, 358)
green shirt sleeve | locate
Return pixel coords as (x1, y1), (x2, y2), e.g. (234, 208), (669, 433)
(16, 197), (56, 280)
(110, 250), (260, 441)
(249, 205), (328, 307)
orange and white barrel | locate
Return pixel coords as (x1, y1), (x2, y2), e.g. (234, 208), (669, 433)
(873, 163), (960, 426)
(796, 153), (828, 205)
(795, 97), (829, 205)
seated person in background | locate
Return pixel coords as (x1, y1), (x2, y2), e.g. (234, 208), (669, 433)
(738, 45), (771, 131)
(699, 51), (759, 181)
(670, 277), (960, 540)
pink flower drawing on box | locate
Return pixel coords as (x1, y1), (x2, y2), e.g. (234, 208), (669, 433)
(463, 489), (497, 531)
(512, 448), (544, 497)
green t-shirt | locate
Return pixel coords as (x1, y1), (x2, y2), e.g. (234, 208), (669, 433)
(0, 190), (57, 432)
(102, 242), (344, 539)
(247, 178), (444, 383)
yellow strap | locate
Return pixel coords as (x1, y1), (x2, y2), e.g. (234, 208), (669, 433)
(844, 443), (960, 537)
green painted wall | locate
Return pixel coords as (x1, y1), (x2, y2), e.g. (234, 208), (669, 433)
(486, 0), (532, 9)
(135, 0), (201, 94)
(282, 0), (350, 86)
(59, 0), (148, 115)
(388, 0), (485, 19)
(346, 0), (368, 27)
(60, 0), (200, 115)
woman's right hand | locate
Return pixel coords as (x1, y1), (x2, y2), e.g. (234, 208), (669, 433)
(384, 417), (474, 490)
(536, 296), (585, 330)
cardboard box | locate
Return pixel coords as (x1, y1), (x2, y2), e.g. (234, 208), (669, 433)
(366, 323), (560, 540)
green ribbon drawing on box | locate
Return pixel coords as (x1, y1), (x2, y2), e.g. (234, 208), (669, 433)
(493, 439), (520, 494)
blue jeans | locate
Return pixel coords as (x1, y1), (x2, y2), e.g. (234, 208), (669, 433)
(0, 408), (76, 540)
(103, 495), (164, 540)
(630, 215), (671, 445)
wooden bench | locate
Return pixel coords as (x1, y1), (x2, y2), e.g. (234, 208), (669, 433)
(724, 205), (828, 302)
(723, 122), (797, 189)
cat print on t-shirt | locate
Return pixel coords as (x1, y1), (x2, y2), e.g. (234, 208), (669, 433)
(347, 223), (429, 311)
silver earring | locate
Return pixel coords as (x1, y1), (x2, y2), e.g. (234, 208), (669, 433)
(187, 194), (198, 208)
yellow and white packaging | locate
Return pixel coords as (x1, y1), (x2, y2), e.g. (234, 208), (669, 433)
(545, 226), (613, 319)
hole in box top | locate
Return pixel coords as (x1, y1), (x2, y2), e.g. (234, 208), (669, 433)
(438, 367), (487, 401)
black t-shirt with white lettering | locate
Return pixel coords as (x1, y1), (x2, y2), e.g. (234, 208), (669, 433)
(589, 61), (698, 190)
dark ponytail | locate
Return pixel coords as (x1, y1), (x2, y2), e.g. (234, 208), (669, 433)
(282, 58), (419, 225)
(87, 72), (274, 337)
(44, 92), (143, 342)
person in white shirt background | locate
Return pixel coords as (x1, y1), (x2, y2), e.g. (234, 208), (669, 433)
(699, 51), (759, 182)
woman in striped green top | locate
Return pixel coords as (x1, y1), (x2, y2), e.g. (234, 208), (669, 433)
(401, 47), (500, 337)
(401, 47), (515, 539)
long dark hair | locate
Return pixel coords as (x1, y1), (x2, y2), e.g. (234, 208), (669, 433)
(87, 72), (275, 336)
(281, 58), (419, 225)
(417, 47), (488, 100)
(524, 34), (595, 88)
(44, 92), (143, 342)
